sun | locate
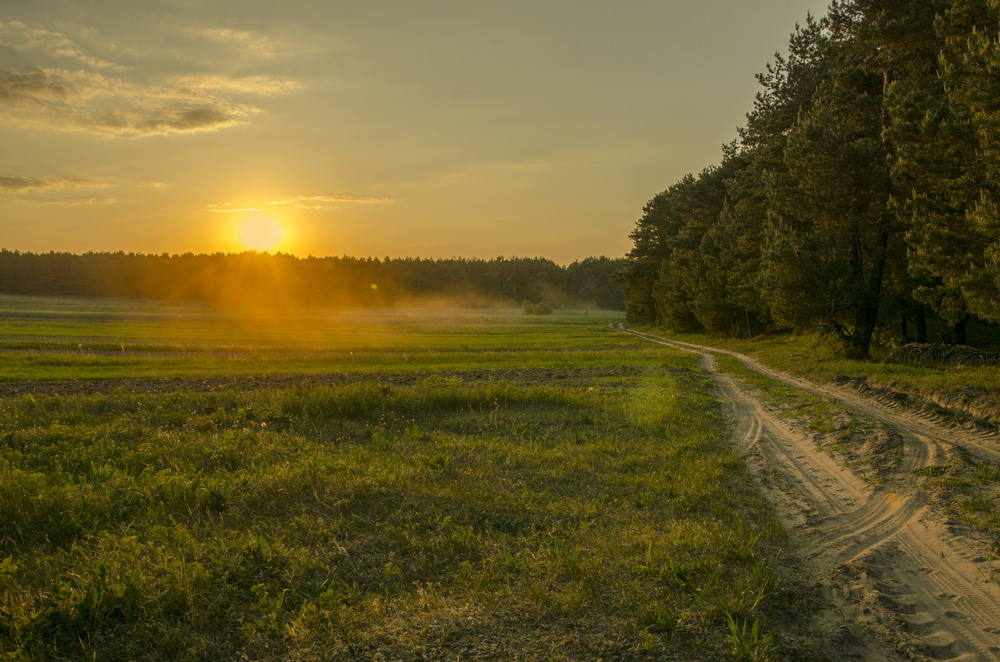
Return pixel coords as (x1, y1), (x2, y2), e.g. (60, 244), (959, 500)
(236, 214), (285, 252)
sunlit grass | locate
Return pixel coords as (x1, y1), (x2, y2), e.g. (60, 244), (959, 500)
(0, 367), (790, 660)
(0, 299), (809, 660)
(0, 298), (643, 381)
(0, 346), (664, 382)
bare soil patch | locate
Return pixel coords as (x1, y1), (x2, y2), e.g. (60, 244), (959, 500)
(831, 375), (1000, 437)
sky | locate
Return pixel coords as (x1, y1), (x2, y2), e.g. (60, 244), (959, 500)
(1, 0), (828, 264)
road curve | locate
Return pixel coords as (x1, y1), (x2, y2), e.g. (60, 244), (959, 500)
(616, 324), (1000, 661)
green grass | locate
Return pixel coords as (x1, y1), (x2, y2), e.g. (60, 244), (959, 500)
(713, 355), (840, 431)
(0, 298), (807, 660)
(911, 462), (1000, 545)
(0, 296), (652, 381)
(0, 345), (662, 382)
(662, 329), (1000, 408)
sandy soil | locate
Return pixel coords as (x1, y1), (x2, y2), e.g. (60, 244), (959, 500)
(619, 325), (1000, 661)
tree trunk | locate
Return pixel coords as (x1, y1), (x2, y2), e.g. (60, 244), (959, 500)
(952, 316), (968, 345)
(849, 223), (891, 359)
(916, 309), (928, 343)
(848, 304), (879, 359)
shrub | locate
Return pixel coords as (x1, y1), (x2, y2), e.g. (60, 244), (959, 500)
(521, 299), (553, 315)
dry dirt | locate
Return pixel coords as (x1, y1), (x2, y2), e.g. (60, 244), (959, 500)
(618, 325), (1000, 661)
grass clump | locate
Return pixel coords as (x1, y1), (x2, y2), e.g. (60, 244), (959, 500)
(725, 611), (774, 662)
(912, 460), (1000, 545)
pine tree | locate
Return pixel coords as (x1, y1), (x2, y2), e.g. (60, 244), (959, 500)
(928, 0), (1000, 327)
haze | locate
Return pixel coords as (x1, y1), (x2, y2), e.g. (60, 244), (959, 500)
(1, 0), (825, 263)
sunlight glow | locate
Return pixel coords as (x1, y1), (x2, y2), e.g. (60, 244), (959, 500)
(236, 214), (285, 252)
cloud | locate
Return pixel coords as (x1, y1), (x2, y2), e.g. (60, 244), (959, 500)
(266, 195), (393, 210)
(169, 74), (302, 97)
(0, 21), (123, 70)
(0, 68), (71, 101)
(0, 175), (112, 192)
(185, 27), (277, 59)
(0, 66), (258, 136)
(208, 204), (264, 213)
(208, 195), (392, 213)
(138, 107), (237, 134)
(0, 21), (303, 138)
(0, 174), (117, 205)
(35, 197), (118, 206)
(494, 162), (541, 170)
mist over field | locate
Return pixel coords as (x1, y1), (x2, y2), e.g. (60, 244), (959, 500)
(0, 250), (626, 312)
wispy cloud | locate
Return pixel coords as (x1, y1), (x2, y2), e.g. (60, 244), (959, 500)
(207, 195), (392, 213)
(35, 196), (118, 206)
(266, 195), (394, 210)
(0, 20), (124, 70)
(0, 174), (118, 205)
(0, 175), (112, 192)
(169, 74), (302, 97)
(0, 68), (73, 101)
(208, 204), (264, 213)
(0, 69), (249, 137)
(185, 27), (277, 59)
(0, 66), (268, 136)
(493, 162), (541, 170)
(0, 21), (303, 138)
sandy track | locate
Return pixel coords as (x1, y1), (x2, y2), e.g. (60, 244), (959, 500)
(658, 333), (1000, 465)
(617, 325), (1000, 661)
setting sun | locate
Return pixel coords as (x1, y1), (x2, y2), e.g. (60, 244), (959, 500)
(236, 215), (285, 252)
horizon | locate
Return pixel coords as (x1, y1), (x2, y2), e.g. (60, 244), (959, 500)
(0, 246), (624, 268)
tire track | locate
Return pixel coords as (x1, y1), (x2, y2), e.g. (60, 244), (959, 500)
(616, 324), (1000, 661)
(648, 331), (1000, 465)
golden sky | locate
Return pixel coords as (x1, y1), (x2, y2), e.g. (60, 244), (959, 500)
(0, 0), (825, 263)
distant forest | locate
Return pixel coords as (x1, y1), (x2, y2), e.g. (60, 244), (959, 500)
(620, 0), (1000, 356)
(0, 250), (626, 311)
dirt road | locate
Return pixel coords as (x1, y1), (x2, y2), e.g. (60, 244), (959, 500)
(617, 325), (1000, 661)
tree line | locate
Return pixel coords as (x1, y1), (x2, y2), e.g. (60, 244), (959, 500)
(0, 250), (625, 310)
(620, 0), (1000, 356)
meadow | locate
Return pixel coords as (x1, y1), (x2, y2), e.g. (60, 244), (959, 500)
(0, 296), (803, 660)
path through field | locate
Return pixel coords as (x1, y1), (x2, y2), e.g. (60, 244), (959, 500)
(616, 324), (1000, 661)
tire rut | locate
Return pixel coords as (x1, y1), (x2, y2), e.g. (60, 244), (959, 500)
(616, 324), (1000, 661)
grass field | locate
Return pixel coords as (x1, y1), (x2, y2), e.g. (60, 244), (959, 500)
(0, 295), (651, 382)
(0, 297), (801, 660)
